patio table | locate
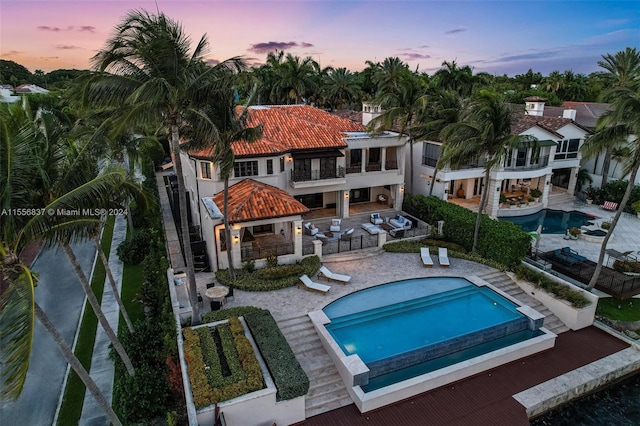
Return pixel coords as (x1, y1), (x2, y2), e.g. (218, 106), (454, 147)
(205, 285), (229, 303)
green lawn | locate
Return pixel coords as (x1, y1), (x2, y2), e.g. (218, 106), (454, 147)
(597, 297), (640, 322)
(56, 216), (115, 426)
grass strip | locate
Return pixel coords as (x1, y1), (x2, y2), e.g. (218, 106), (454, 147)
(597, 297), (640, 322)
(56, 216), (115, 426)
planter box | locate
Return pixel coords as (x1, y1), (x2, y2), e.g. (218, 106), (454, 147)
(510, 266), (599, 331)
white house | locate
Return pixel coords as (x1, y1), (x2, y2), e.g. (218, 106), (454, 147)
(179, 104), (408, 271)
(412, 97), (592, 218)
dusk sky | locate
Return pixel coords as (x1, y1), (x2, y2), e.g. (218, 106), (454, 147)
(1, 1), (638, 76)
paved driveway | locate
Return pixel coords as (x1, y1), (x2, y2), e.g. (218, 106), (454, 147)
(0, 241), (96, 426)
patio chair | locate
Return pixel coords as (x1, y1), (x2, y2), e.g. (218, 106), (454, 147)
(330, 218), (342, 232)
(225, 286), (234, 301)
(361, 222), (380, 234)
(340, 228), (354, 240)
(304, 222), (319, 236)
(206, 282), (215, 289)
(298, 274), (331, 294)
(210, 300), (222, 311)
(420, 247), (434, 267)
(438, 247), (450, 267)
(197, 292), (203, 305)
(370, 213), (384, 225)
(601, 201), (618, 211)
(318, 266), (351, 284)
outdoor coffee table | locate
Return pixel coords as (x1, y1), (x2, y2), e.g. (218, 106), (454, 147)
(205, 285), (229, 303)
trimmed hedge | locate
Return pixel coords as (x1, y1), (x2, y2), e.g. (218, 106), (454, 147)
(244, 310), (310, 401)
(182, 328), (215, 408)
(403, 194), (530, 267)
(514, 265), (591, 308)
(201, 306), (263, 324)
(216, 255), (321, 291)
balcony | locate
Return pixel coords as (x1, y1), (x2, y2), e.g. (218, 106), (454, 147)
(504, 155), (550, 171)
(385, 160), (398, 170)
(289, 166), (346, 188)
(366, 162), (381, 172)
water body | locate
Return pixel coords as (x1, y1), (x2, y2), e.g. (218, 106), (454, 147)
(499, 208), (594, 234)
(532, 372), (640, 425)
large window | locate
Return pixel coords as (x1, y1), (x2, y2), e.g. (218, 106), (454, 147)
(555, 139), (580, 160)
(349, 149), (362, 167)
(200, 161), (212, 179)
(233, 160), (258, 177)
(422, 143), (440, 167)
(267, 159), (273, 175)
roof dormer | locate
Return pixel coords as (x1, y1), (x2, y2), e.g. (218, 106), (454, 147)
(524, 96), (547, 117)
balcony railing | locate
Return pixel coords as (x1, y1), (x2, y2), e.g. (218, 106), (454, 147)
(346, 165), (361, 174)
(450, 157), (488, 170)
(385, 160), (398, 170)
(241, 242), (294, 261)
(365, 162), (381, 172)
(290, 166), (345, 182)
(422, 156), (438, 167)
(504, 155), (550, 171)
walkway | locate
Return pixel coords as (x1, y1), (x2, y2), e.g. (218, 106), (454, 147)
(0, 241), (96, 426)
(79, 214), (127, 426)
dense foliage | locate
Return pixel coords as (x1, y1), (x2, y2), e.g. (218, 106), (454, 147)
(514, 265), (591, 308)
(215, 255), (321, 291)
(244, 310), (310, 401)
(403, 194), (530, 267)
(116, 228), (153, 264)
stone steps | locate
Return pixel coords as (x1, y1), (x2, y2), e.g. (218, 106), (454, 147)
(322, 247), (384, 263)
(276, 315), (353, 419)
(479, 272), (570, 335)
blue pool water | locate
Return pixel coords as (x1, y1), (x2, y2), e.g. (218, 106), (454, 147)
(499, 208), (596, 234)
(323, 278), (540, 391)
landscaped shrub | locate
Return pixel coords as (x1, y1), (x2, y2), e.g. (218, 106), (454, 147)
(117, 228), (153, 264)
(201, 306), (263, 324)
(403, 194), (530, 267)
(514, 265), (591, 308)
(244, 310), (309, 401)
(613, 260), (640, 274)
(182, 328), (215, 408)
(216, 255), (320, 291)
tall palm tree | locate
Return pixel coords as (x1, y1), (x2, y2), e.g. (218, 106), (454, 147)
(367, 71), (428, 193)
(0, 103), (123, 425)
(79, 9), (244, 324)
(434, 60), (475, 97)
(184, 86), (263, 282)
(596, 48), (640, 187)
(441, 90), (536, 253)
(583, 85), (640, 289)
(323, 67), (361, 110)
(271, 54), (319, 104)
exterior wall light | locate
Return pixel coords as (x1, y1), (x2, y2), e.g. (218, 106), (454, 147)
(295, 225), (302, 235)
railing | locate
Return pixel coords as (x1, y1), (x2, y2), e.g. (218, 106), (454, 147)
(346, 165), (361, 174)
(321, 234), (378, 255)
(385, 160), (398, 170)
(504, 155), (550, 171)
(385, 225), (429, 240)
(421, 156), (438, 167)
(452, 157), (488, 170)
(365, 163), (381, 172)
(290, 166), (345, 182)
(241, 243), (294, 261)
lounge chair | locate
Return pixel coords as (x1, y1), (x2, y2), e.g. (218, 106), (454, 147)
(370, 213), (383, 225)
(318, 266), (351, 284)
(361, 222), (381, 234)
(298, 274), (331, 294)
(601, 201), (618, 211)
(438, 247), (450, 267)
(420, 247), (434, 267)
(304, 222), (319, 236)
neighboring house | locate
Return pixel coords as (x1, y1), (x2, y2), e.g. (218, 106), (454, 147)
(0, 85), (20, 103)
(13, 84), (49, 94)
(180, 104), (408, 271)
(414, 97), (592, 218)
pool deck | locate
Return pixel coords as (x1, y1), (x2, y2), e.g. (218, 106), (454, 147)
(298, 326), (632, 426)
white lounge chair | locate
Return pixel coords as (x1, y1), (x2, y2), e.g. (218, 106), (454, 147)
(298, 274), (331, 294)
(361, 222), (380, 234)
(420, 247), (434, 267)
(330, 218), (342, 232)
(438, 247), (450, 267)
(318, 266), (351, 284)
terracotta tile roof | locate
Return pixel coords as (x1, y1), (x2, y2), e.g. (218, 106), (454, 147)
(329, 109), (363, 124)
(212, 179), (309, 223)
(559, 101), (611, 129)
(512, 115), (568, 138)
(190, 105), (364, 159)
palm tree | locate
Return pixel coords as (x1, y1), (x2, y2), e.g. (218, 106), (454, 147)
(434, 60), (475, 97)
(323, 67), (361, 110)
(545, 70), (564, 94)
(79, 9), (244, 324)
(441, 90), (537, 253)
(596, 48), (640, 187)
(271, 54), (319, 104)
(367, 71), (428, 193)
(0, 103), (123, 425)
(583, 85), (640, 289)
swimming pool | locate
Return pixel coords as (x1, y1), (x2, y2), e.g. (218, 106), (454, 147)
(499, 208), (596, 234)
(310, 276), (556, 412)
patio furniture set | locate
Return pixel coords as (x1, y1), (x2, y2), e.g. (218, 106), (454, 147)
(420, 247), (450, 267)
(304, 220), (354, 243)
(361, 213), (412, 236)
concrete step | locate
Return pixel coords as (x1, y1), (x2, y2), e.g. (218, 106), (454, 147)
(307, 376), (347, 399)
(306, 393), (353, 418)
(322, 247), (384, 263)
(279, 321), (314, 335)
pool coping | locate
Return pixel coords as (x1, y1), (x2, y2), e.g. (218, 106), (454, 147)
(309, 275), (557, 413)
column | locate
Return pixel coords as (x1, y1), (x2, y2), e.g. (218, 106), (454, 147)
(361, 148), (366, 173)
(485, 178), (502, 219)
(231, 227), (242, 270)
(293, 219), (303, 260)
(341, 190), (350, 218)
(394, 184), (405, 211)
(542, 173), (553, 208)
(381, 147), (387, 171)
(567, 166), (579, 195)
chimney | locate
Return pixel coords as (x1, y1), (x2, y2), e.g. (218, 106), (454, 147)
(562, 108), (577, 120)
(523, 96), (547, 117)
(362, 102), (382, 126)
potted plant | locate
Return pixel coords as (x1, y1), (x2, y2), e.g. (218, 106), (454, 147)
(632, 200), (640, 219)
(568, 227), (581, 239)
(530, 188), (542, 202)
(508, 199), (517, 209)
(584, 186), (597, 205)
